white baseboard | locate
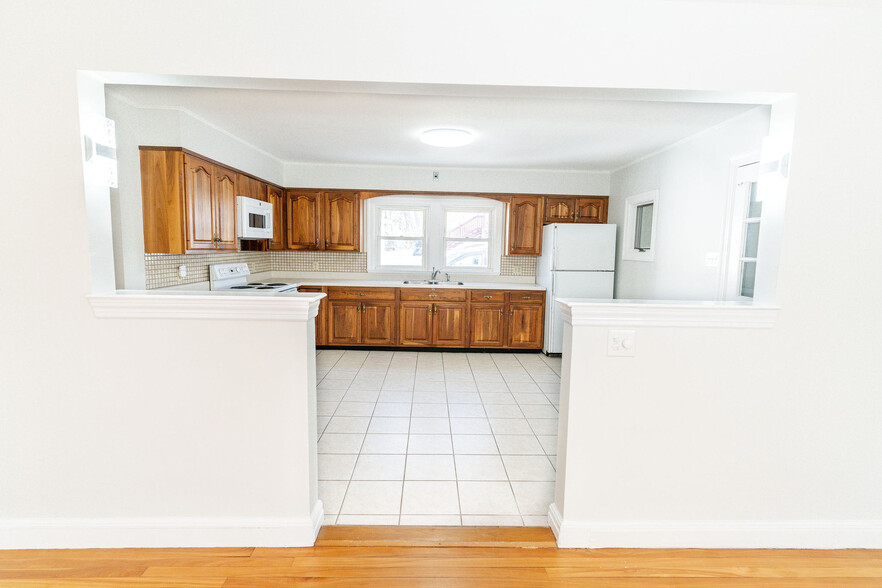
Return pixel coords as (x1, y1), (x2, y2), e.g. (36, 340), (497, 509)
(549, 513), (882, 549)
(0, 507), (325, 549)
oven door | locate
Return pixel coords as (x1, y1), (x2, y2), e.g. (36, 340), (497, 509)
(237, 197), (273, 239)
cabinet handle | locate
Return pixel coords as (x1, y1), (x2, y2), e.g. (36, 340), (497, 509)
(428, 294), (438, 298)
(314, 238), (318, 247)
(361, 303), (365, 312)
(358, 293), (365, 296)
(432, 305), (437, 314)
(571, 212), (576, 220)
(499, 308), (503, 316)
(325, 240), (329, 248)
(521, 295), (532, 300)
(510, 309), (514, 316)
(483, 295), (493, 299)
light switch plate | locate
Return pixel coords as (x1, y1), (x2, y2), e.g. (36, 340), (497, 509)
(705, 252), (720, 267)
(608, 329), (635, 356)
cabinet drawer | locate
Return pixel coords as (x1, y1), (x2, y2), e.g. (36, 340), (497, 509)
(327, 286), (397, 300)
(470, 290), (506, 303)
(400, 288), (467, 302)
(297, 286), (325, 293)
(507, 290), (545, 304)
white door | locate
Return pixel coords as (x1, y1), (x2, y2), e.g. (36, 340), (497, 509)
(552, 224), (617, 271)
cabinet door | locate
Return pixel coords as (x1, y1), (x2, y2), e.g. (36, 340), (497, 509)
(183, 155), (216, 251)
(327, 301), (361, 345)
(323, 191), (360, 251)
(287, 191), (321, 250)
(507, 196), (543, 256)
(213, 165), (238, 251)
(399, 302), (433, 346)
(297, 286), (327, 345)
(507, 303), (544, 349)
(362, 301), (397, 346)
(575, 197), (608, 224)
(469, 303), (506, 348)
(267, 185), (286, 250)
(544, 197), (575, 224)
(433, 303), (468, 347)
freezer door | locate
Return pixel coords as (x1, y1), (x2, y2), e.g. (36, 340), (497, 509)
(551, 224), (617, 271)
(544, 271), (615, 354)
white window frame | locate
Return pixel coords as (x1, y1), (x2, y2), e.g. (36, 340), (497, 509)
(372, 205), (430, 271)
(365, 196), (504, 274)
(622, 190), (659, 262)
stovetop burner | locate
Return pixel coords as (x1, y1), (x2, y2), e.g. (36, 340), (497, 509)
(230, 285), (255, 289)
(265, 283), (289, 286)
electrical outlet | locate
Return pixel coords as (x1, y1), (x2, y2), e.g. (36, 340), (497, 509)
(608, 329), (635, 357)
(178, 265), (187, 278)
(311, 261), (319, 270)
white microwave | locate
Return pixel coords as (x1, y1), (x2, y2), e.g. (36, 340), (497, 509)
(236, 196), (273, 239)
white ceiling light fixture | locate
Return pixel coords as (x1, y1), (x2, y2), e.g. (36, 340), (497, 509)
(420, 128), (474, 147)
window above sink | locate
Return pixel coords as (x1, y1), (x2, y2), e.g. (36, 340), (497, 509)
(365, 195), (505, 275)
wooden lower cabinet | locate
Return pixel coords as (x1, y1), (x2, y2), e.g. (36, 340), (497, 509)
(507, 303), (545, 348)
(399, 302), (434, 346)
(327, 301), (362, 345)
(327, 300), (396, 346)
(362, 302), (396, 346)
(469, 303), (506, 348)
(314, 286), (544, 350)
(433, 303), (468, 347)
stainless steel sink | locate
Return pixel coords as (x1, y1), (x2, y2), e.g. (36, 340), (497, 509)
(402, 280), (464, 286)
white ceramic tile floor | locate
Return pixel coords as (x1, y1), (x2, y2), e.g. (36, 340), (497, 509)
(316, 350), (561, 526)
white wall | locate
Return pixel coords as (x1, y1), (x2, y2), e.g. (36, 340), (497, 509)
(105, 94), (284, 289)
(1, 0), (881, 548)
(610, 107), (771, 300)
(286, 161), (610, 195)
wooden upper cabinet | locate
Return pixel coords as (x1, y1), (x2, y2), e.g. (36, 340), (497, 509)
(236, 173), (265, 201)
(183, 155), (216, 251)
(286, 191), (322, 250)
(323, 191), (360, 251)
(507, 196), (544, 256)
(574, 197), (608, 224)
(544, 196), (609, 224)
(141, 148), (239, 254)
(213, 165), (238, 250)
(267, 185), (286, 250)
(545, 197), (576, 223)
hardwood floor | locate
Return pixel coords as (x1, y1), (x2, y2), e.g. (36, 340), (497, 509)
(0, 527), (880, 587)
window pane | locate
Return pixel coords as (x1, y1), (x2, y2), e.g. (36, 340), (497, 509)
(634, 203), (653, 250)
(446, 240), (489, 267)
(380, 210), (423, 237)
(379, 239), (423, 266)
(446, 211), (490, 238)
(743, 221), (760, 258)
(747, 182), (763, 218)
(740, 260), (756, 298)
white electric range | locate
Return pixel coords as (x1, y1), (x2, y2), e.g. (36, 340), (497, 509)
(208, 263), (299, 294)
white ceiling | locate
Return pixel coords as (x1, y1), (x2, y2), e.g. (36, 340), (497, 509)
(107, 82), (761, 172)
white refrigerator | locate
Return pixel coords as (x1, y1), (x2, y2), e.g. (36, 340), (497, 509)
(536, 223), (616, 354)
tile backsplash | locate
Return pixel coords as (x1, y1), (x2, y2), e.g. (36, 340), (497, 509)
(144, 251), (537, 289)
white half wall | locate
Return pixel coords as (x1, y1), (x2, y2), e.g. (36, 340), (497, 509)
(553, 301), (882, 548)
(610, 107), (771, 300)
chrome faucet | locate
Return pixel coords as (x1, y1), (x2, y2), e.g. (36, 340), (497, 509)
(430, 267), (441, 281)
